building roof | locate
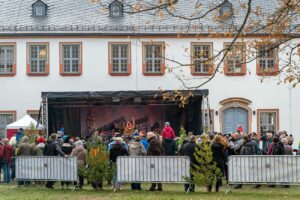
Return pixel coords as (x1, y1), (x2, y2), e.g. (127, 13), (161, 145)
(0, 0), (298, 36)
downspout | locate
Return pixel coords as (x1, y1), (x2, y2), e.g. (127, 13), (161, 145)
(289, 83), (292, 134)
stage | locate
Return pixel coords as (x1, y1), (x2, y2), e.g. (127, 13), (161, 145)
(41, 90), (209, 138)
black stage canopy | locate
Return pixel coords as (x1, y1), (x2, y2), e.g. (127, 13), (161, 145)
(42, 90), (209, 137)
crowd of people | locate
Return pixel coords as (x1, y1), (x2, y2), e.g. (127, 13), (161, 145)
(0, 123), (297, 192)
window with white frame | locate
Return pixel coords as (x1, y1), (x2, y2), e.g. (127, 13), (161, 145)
(192, 44), (212, 74)
(0, 45), (15, 74)
(0, 112), (15, 138)
(110, 44), (129, 73)
(258, 110), (278, 134)
(224, 43), (246, 74)
(257, 45), (277, 72)
(29, 44), (48, 74)
(62, 44), (81, 73)
(144, 44), (163, 73)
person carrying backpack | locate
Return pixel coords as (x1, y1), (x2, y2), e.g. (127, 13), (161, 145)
(234, 134), (257, 189)
(240, 134), (256, 155)
(270, 137), (285, 155)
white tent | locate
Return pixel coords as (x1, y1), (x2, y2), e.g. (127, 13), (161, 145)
(6, 114), (43, 130)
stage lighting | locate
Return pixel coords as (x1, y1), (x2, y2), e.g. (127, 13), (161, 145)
(134, 97), (141, 103)
(112, 97), (120, 103)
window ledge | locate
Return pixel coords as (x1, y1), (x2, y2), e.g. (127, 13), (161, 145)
(0, 73), (16, 77)
(257, 71), (279, 76)
(224, 72), (246, 76)
(109, 72), (131, 76)
(143, 72), (164, 76)
(191, 72), (212, 76)
(27, 73), (49, 76)
(60, 72), (82, 76)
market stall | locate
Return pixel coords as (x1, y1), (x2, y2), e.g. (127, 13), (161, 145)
(6, 114), (43, 139)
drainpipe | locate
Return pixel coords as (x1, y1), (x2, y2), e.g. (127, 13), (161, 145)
(289, 83), (292, 134)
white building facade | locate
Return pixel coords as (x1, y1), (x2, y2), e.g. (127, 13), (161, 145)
(0, 0), (299, 146)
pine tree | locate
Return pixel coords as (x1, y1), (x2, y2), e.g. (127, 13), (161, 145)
(191, 136), (221, 192)
(178, 126), (187, 145)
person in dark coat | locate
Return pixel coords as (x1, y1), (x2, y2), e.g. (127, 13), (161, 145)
(44, 134), (67, 189)
(182, 135), (198, 192)
(178, 138), (189, 156)
(61, 135), (74, 189)
(270, 137), (285, 155)
(261, 132), (273, 155)
(210, 135), (227, 192)
(240, 134), (257, 156)
(109, 137), (129, 190)
(146, 132), (164, 191)
(235, 134), (258, 189)
(162, 138), (177, 156)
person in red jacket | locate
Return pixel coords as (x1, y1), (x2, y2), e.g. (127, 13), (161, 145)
(2, 138), (13, 184)
(0, 140), (4, 181)
(162, 122), (175, 139)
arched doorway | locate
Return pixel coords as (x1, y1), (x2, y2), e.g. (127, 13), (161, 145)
(219, 97), (252, 134)
(223, 107), (248, 133)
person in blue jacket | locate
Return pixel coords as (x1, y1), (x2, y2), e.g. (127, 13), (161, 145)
(16, 128), (24, 144)
(140, 132), (149, 150)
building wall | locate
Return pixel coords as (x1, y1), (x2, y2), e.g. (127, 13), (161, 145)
(1, 37), (299, 146)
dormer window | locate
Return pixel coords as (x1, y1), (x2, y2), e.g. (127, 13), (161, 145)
(220, 0), (233, 19)
(109, 0), (123, 18)
(32, 0), (47, 17)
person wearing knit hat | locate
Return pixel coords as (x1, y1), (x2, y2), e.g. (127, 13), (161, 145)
(147, 132), (156, 140)
(133, 129), (139, 137)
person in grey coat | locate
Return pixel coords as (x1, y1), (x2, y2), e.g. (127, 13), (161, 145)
(128, 136), (146, 190)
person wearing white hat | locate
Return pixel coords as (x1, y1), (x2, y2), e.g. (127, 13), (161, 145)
(109, 136), (129, 191)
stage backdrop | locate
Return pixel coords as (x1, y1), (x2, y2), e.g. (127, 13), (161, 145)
(80, 105), (166, 137)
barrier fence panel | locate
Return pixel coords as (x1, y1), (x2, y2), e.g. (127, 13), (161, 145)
(16, 156), (77, 182)
(117, 156), (190, 183)
(228, 155), (300, 185)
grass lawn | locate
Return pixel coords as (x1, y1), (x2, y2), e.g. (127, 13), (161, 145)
(0, 182), (299, 200)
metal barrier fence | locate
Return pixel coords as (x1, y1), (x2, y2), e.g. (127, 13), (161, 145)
(16, 156), (77, 181)
(117, 156), (190, 183)
(228, 155), (300, 185)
